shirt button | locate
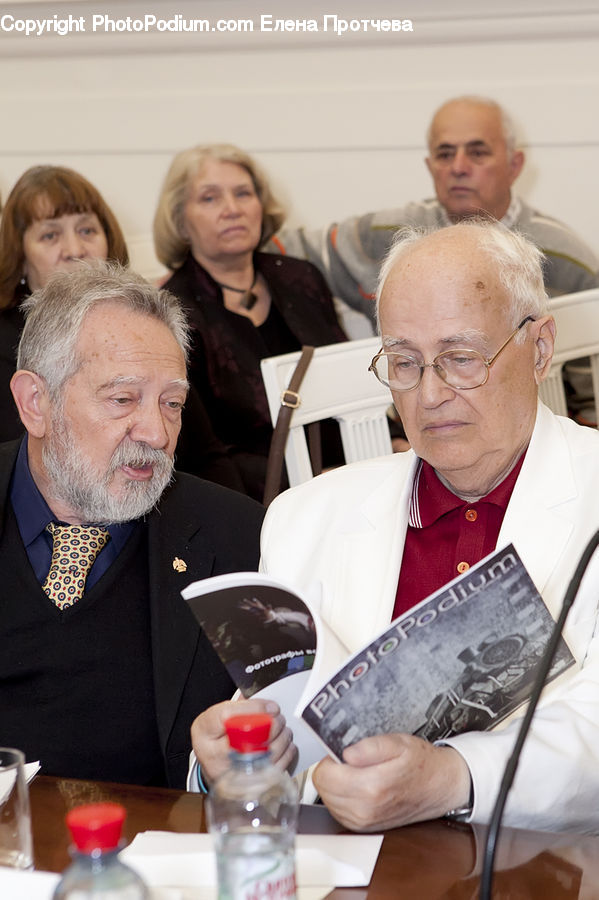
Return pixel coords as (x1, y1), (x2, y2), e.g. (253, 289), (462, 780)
(465, 509), (477, 522)
(457, 561), (470, 574)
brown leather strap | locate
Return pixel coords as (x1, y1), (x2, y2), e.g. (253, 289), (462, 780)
(263, 345), (315, 507)
(307, 422), (322, 477)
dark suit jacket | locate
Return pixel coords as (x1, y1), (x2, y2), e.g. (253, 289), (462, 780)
(0, 440), (265, 787)
(0, 307), (25, 443)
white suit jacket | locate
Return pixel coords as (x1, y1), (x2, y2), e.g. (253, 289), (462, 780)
(260, 402), (599, 832)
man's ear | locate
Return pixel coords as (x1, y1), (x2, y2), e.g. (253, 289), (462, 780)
(533, 316), (556, 384)
(509, 149), (525, 184)
(10, 370), (50, 437)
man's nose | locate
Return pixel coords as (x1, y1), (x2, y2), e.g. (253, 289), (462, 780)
(128, 403), (171, 450)
(451, 148), (471, 176)
(418, 364), (454, 407)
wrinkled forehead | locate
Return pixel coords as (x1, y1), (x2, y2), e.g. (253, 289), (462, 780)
(75, 304), (186, 368)
(428, 102), (505, 149)
(380, 237), (511, 335)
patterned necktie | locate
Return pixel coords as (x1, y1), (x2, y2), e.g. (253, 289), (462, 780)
(43, 523), (110, 610)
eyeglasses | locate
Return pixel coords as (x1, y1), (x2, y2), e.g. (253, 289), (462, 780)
(369, 316), (535, 392)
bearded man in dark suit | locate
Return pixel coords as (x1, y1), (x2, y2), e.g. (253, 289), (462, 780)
(0, 261), (286, 788)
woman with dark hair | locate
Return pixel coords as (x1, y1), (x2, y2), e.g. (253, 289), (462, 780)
(0, 166), (129, 442)
(0, 165), (129, 308)
(154, 143), (347, 502)
(0, 166), (247, 494)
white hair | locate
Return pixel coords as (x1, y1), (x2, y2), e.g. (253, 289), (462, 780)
(18, 260), (190, 400)
(376, 219), (548, 338)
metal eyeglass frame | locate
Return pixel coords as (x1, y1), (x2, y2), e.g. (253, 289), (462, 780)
(368, 315), (536, 392)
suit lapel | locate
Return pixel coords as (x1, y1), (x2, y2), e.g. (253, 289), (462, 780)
(322, 454), (419, 653)
(499, 402), (577, 611)
(147, 493), (216, 751)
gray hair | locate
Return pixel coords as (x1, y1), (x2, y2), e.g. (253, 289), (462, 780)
(18, 260), (190, 398)
(153, 143), (286, 271)
(376, 219), (548, 337)
(427, 95), (519, 156)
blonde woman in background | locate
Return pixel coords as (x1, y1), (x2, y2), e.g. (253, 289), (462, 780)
(154, 143), (346, 502)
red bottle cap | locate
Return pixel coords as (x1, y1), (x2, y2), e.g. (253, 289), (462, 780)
(225, 713), (272, 752)
(66, 802), (126, 852)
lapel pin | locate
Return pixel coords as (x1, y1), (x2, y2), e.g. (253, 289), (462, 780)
(172, 557), (187, 573)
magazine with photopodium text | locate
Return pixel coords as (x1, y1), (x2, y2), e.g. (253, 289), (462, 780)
(182, 544), (574, 772)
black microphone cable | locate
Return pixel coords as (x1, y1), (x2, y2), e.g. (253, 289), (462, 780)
(479, 528), (599, 900)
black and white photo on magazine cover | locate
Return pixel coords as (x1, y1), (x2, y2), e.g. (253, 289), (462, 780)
(301, 545), (574, 759)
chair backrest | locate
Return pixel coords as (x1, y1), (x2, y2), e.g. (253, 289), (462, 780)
(260, 337), (393, 487)
(538, 288), (599, 422)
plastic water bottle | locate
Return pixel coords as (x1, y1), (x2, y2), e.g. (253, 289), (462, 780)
(52, 802), (149, 899)
(207, 712), (299, 900)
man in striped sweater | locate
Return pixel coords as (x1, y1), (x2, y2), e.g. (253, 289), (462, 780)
(269, 96), (598, 323)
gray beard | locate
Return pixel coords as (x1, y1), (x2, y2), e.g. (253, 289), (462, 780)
(42, 416), (174, 525)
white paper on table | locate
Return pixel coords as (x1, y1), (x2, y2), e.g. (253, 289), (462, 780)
(0, 760), (40, 804)
(149, 887), (330, 900)
(0, 868), (59, 899)
(0, 872), (220, 900)
(25, 761), (41, 783)
(0, 870), (327, 900)
(0, 859), (332, 900)
(121, 831), (383, 889)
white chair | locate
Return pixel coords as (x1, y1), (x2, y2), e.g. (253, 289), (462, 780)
(260, 337), (393, 488)
(538, 288), (599, 423)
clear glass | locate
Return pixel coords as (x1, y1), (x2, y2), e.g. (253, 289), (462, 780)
(369, 315), (535, 392)
(208, 750), (299, 900)
(52, 846), (149, 899)
(0, 747), (33, 869)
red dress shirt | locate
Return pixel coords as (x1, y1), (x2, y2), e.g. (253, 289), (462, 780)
(393, 454), (526, 619)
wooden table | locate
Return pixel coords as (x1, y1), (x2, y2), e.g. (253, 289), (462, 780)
(31, 775), (599, 897)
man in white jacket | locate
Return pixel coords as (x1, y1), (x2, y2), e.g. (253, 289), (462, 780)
(192, 220), (599, 833)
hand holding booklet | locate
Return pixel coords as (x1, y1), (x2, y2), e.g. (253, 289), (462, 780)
(182, 544), (574, 775)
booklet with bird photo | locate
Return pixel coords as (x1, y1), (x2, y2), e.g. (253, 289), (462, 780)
(182, 544), (575, 774)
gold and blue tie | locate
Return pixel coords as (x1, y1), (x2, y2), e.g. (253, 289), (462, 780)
(42, 523), (110, 610)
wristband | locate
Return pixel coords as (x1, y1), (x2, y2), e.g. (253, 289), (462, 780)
(196, 764), (210, 794)
(444, 780), (474, 821)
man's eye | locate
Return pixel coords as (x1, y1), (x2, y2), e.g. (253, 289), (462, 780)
(447, 354), (477, 367)
(164, 400), (184, 410)
(470, 149), (490, 159)
(113, 397), (132, 405)
(392, 357), (418, 371)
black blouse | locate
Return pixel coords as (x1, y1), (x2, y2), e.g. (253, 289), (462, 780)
(165, 251), (347, 501)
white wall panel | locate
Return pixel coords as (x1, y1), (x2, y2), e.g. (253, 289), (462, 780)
(0, 0), (597, 281)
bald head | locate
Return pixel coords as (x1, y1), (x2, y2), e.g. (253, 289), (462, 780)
(425, 97), (524, 221)
(427, 97), (518, 155)
(377, 219), (547, 330)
